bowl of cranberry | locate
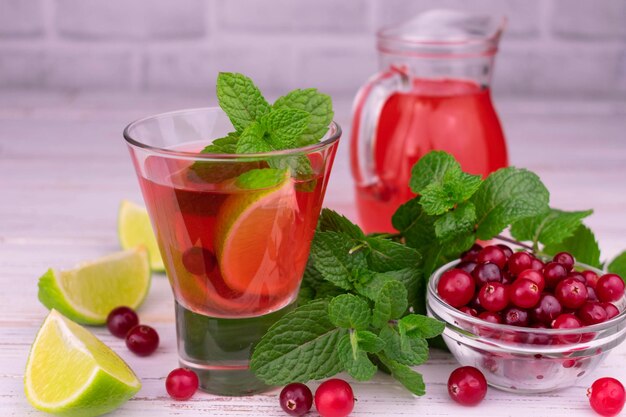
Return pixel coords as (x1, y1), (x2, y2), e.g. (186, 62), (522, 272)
(426, 241), (626, 393)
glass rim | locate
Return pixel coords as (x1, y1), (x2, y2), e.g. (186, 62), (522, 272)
(123, 107), (342, 161)
(428, 257), (626, 336)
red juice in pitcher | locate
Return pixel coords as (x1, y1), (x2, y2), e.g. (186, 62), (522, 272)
(352, 78), (507, 232)
(350, 10), (508, 233)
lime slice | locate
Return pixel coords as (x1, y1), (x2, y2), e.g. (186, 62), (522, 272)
(25, 310), (141, 417)
(215, 171), (299, 293)
(118, 200), (165, 272)
(38, 248), (151, 325)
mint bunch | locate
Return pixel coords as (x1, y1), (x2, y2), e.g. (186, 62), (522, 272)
(251, 150), (626, 395)
(251, 208), (442, 395)
(191, 72), (334, 187)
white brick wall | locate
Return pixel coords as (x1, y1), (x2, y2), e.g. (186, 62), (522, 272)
(0, 0), (624, 98)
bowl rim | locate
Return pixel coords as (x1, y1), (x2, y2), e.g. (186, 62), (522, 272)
(427, 254), (626, 336)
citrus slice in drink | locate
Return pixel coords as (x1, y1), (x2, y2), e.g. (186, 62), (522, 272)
(118, 200), (165, 272)
(38, 248), (151, 325)
(214, 171), (299, 294)
(25, 310), (141, 416)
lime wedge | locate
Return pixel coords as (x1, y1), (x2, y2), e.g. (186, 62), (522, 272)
(215, 171), (299, 293)
(38, 248), (151, 325)
(25, 310), (141, 417)
(118, 200), (165, 272)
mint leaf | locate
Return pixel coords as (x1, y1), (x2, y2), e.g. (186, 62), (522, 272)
(379, 325), (429, 366)
(372, 281), (407, 328)
(398, 314), (445, 339)
(310, 232), (367, 290)
(199, 132), (239, 154)
(365, 237), (422, 272)
(392, 197), (437, 252)
(608, 252), (626, 278)
(355, 268), (422, 315)
(544, 225), (601, 268)
(471, 167), (550, 239)
(337, 333), (378, 381)
(355, 330), (385, 353)
(235, 168), (287, 189)
(236, 121), (271, 154)
(434, 202), (477, 242)
(318, 209), (364, 240)
(273, 88), (334, 146)
(377, 353), (425, 396)
(419, 171), (482, 216)
(217, 72), (270, 132)
(328, 294), (371, 330)
(261, 108), (310, 149)
(510, 208), (593, 248)
(409, 151), (462, 193)
(250, 299), (346, 384)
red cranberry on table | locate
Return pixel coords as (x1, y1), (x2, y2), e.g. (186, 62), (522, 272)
(106, 306), (139, 338)
(280, 383), (313, 416)
(126, 324), (159, 356)
(166, 368), (199, 401)
(587, 377), (625, 417)
(314, 379), (355, 417)
(447, 366), (487, 406)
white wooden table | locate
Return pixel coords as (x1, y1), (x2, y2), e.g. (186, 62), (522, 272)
(1, 92), (625, 416)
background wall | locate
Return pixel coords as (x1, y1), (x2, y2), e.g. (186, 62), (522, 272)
(1, 0), (625, 99)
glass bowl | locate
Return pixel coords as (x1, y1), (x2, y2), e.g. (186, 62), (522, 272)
(426, 251), (626, 394)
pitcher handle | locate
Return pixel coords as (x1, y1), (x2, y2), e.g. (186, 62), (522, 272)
(350, 66), (410, 188)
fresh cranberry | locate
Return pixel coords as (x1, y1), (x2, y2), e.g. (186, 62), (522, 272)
(314, 379), (354, 417)
(472, 262), (502, 287)
(125, 325), (159, 356)
(106, 306), (139, 338)
(459, 306), (478, 317)
(508, 252), (533, 276)
(438, 269), (475, 307)
(531, 294), (562, 325)
(182, 246), (216, 275)
(509, 278), (541, 309)
(517, 269), (546, 292)
(478, 282), (509, 312)
(479, 311), (502, 324)
(553, 252), (575, 272)
(447, 366), (487, 406)
(568, 272), (587, 284)
(457, 261), (477, 274)
(555, 277), (588, 309)
(587, 377), (625, 416)
(280, 383), (313, 416)
(583, 270), (600, 289)
(602, 303), (620, 319)
(496, 244), (513, 259)
(166, 368), (199, 401)
(552, 313), (583, 343)
(477, 246), (507, 269)
(468, 293), (482, 310)
(530, 257), (545, 271)
(587, 286), (599, 302)
(461, 244), (483, 262)
(596, 274), (625, 303)
(544, 262), (568, 288)
(503, 307), (530, 326)
(578, 302), (608, 325)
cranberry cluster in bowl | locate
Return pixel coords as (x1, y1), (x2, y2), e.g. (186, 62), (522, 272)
(426, 240), (626, 394)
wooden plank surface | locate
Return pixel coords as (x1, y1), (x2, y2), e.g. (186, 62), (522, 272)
(1, 92), (625, 416)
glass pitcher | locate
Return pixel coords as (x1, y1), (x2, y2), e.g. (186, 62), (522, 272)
(350, 10), (508, 233)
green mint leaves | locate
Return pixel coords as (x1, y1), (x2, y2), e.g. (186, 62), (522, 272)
(235, 168), (287, 189)
(250, 209), (441, 395)
(191, 72), (334, 186)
